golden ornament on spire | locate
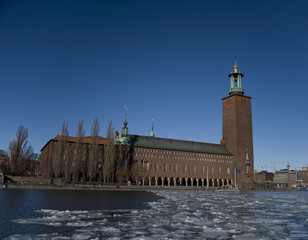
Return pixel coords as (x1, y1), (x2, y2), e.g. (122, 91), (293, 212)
(233, 56), (238, 73)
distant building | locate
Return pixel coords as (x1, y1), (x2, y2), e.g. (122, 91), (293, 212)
(255, 171), (274, 183)
(273, 169), (296, 186)
(297, 167), (308, 186)
(40, 61), (255, 188)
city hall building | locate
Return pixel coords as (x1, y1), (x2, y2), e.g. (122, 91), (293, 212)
(40, 62), (254, 188)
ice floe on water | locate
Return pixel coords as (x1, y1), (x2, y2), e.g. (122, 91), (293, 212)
(6, 191), (308, 239)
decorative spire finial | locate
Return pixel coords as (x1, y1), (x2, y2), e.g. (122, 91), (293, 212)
(124, 104), (129, 121)
(233, 56), (238, 73)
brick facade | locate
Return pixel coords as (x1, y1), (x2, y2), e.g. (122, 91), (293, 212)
(222, 95), (254, 186)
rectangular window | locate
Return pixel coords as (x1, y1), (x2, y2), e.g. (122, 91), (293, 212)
(227, 167), (230, 175)
(218, 166), (221, 175)
(184, 164), (186, 173)
(211, 167), (213, 175)
(164, 163), (167, 172)
(193, 165), (196, 174)
(201, 165), (204, 174)
(155, 163), (158, 172)
(145, 161), (149, 170)
(174, 164), (177, 173)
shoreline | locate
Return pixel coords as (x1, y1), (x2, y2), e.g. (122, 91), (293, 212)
(0, 183), (298, 192)
(0, 183), (216, 192)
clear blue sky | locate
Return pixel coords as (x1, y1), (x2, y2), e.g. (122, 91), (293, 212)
(0, 0), (307, 171)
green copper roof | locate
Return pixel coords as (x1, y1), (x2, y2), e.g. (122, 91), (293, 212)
(128, 135), (232, 155)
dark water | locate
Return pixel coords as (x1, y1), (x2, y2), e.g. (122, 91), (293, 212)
(0, 188), (159, 239)
(1, 189), (308, 239)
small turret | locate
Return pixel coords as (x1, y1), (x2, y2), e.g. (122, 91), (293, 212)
(122, 120), (128, 137)
(114, 105), (130, 145)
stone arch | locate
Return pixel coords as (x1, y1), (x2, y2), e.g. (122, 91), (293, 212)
(193, 178), (198, 187)
(163, 177), (169, 186)
(204, 178), (208, 187)
(218, 179), (223, 187)
(176, 177), (182, 186)
(149, 177), (155, 186)
(198, 178), (202, 187)
(187, 178), (192, 187)
(224, 179), (229, 186)
(157, 177), (163, 186)
(143, 177), (149, 185)
(213, 179), (218, 187)
(229, 179), (232, 185)
(209, 179), (214, 187)
(135, 176), (143, 185)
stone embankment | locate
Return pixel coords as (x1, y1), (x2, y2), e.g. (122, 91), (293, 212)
(0, 176), (297, 192)
(0, 176), (218, 191)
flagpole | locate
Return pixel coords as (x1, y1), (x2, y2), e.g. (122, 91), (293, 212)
(234, 167), (237, 189)
(207, 166), (209, 189)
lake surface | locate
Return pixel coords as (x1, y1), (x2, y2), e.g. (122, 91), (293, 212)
(0, 189), (308, 239)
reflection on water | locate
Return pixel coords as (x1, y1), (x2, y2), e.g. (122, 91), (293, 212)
(1, 189), (308, 239)
(0, 189), (159, 239)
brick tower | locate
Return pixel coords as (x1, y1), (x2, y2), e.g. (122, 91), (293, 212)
(222, 60), (254, 186)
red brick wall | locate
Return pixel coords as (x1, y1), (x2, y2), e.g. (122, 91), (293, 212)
(133, 147), (234, 181)
(222, 94), (254, 185)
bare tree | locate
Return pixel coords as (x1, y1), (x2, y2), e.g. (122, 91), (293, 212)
(52, 121), (69, 179)
(129, 162), (147, 185)
(88, 117), (100, 182)
(115, 145), (131, 183)
(72, 120), (85, 182)
(0, 151), (11, 175)
(116, 166), (129, 184)
(102, 121), (116, 183)
(8, 126), (34, 176)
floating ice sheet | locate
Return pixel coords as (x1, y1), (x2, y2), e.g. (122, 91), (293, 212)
(6, 191), (308, 239)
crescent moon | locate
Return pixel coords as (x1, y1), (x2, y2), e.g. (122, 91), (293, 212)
(124, 104), (128, 110)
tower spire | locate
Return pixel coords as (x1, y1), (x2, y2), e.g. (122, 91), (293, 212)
(228, 57), (244, 96)
(122, 105), (128, 137)
(150, 118), (155, 137)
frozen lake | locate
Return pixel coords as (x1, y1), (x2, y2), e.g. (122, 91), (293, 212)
(1, 189), (308, 239)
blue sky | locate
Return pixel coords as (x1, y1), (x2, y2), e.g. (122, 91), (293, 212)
(0, 0), (307, 171)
